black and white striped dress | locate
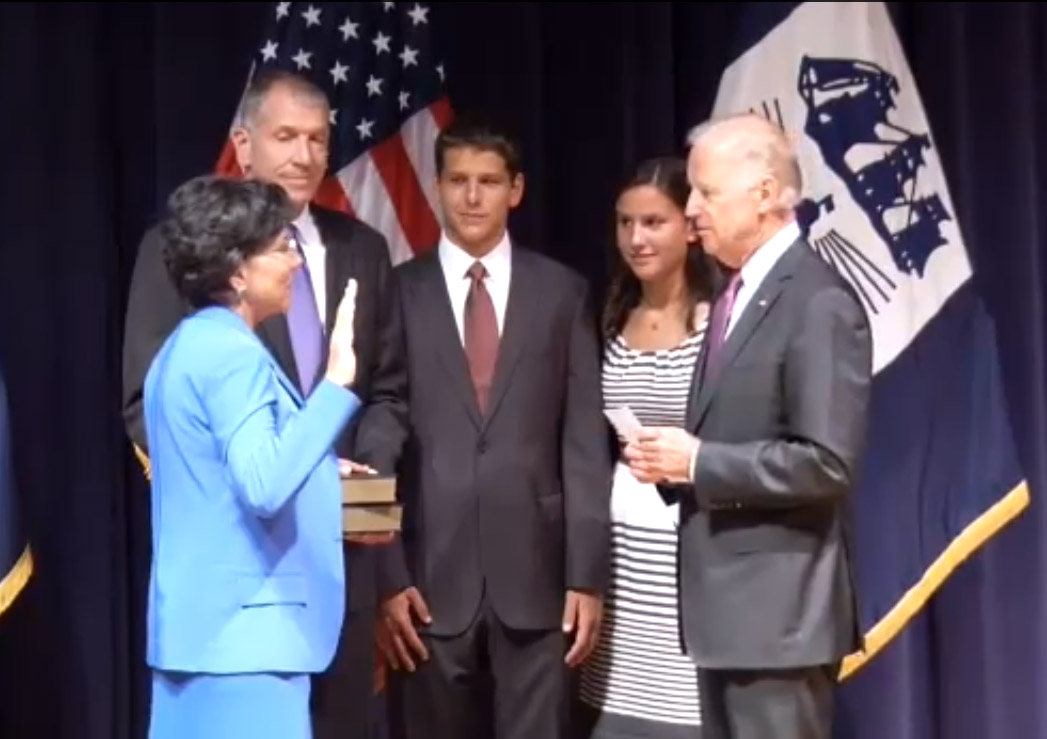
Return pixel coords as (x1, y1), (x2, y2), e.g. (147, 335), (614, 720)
(578, 327), (705, 737)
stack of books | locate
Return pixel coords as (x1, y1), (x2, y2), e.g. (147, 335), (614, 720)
(340, 473), (402, 536)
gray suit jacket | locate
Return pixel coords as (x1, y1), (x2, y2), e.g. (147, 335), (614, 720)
(368, 245), (613, 636)
(667, 237), (872, 670)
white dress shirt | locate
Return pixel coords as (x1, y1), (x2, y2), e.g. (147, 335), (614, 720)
(292, 206), (328, 325)
(437, 230), (512, 344)
(724, 220), (801, 339)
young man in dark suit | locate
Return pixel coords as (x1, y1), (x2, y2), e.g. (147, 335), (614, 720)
(368, 114), (613, 739)
(121, 69), (404, 739)
(624, 113), (873, 739)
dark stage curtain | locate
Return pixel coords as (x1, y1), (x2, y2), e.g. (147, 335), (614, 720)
(0, 2), (1043, 738)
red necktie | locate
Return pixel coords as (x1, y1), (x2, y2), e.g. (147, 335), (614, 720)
(464, 262), (499, 414)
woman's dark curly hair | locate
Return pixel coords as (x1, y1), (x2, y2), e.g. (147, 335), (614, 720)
(601, 157), (717, 342)
(159, 175), (295, 309)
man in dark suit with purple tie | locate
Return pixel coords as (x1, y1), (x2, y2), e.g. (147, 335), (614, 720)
(363, 112), (613, 739)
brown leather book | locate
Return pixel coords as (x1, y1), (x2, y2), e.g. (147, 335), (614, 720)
(342, 504), (402, 535)
(340, 473), (397, 505)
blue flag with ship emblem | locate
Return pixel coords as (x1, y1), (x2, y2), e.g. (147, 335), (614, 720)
(709, 0), (1028, 681)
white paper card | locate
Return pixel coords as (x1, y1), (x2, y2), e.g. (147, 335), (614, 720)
(604, 406), (644, 441)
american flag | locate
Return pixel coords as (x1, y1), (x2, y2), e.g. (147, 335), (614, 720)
(216, 1), (453, 265)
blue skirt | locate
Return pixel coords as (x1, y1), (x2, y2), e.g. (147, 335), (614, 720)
(148, 670), (311, 739)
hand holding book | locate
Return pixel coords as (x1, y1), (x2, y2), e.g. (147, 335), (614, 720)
(338, 458), (402, 543)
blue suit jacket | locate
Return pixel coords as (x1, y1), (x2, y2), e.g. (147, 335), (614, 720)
(142, 306), (361, 675)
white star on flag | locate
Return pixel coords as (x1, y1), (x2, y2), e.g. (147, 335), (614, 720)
(291, 49), (312, 70)
(400, 46), (419, 68)
(302, 5), (321, 27)
(339, 17), (359, 40)
(408, 4), (429, 25)
(330, 61), (349, 85)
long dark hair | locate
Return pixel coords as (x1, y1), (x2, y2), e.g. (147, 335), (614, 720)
(601, 157), (717, 342)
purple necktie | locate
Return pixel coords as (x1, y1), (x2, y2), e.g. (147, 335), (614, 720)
(286, 224), (323, 394)
(704, 271), (743, 374)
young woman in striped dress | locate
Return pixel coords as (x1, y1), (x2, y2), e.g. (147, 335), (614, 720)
(575, 157), (717, 739)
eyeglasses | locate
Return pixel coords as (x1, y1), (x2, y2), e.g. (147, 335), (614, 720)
(257, 228), (301, 259)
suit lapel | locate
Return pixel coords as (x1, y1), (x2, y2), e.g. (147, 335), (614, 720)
(684, 328), (710, 430)
(688, 240), (806, 428)
(315, 207), (354, 335)
(481, 247), (533, 429)
(418, 256), (484, 430)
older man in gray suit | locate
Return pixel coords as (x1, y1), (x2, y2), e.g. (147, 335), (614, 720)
(624, 113), (873, 739)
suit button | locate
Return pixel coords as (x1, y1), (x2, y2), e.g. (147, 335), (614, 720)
(477, 439), (488, 454)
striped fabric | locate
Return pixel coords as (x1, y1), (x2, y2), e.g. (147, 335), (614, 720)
(579, 330), (704, 729)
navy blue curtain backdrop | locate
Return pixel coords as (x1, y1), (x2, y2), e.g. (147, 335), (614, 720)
(0, 3), (1043, 738)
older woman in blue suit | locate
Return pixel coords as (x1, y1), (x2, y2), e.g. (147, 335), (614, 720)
(142, 175), (362, 739)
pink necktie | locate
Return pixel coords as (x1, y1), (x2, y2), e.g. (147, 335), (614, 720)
(704, 271), (743, 373)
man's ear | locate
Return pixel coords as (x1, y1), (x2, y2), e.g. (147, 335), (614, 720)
(755, 175), (779, 216)
(230, 127), (251, 174)
(509, 172), (525, 209)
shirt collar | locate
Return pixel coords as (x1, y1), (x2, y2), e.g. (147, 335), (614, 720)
(438, 229), (512, 282)
(291, 205), (322, 250)
(738, 219), (801, 289)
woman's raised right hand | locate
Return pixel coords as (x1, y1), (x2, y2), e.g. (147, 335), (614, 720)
(325, 278), (358, 388)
